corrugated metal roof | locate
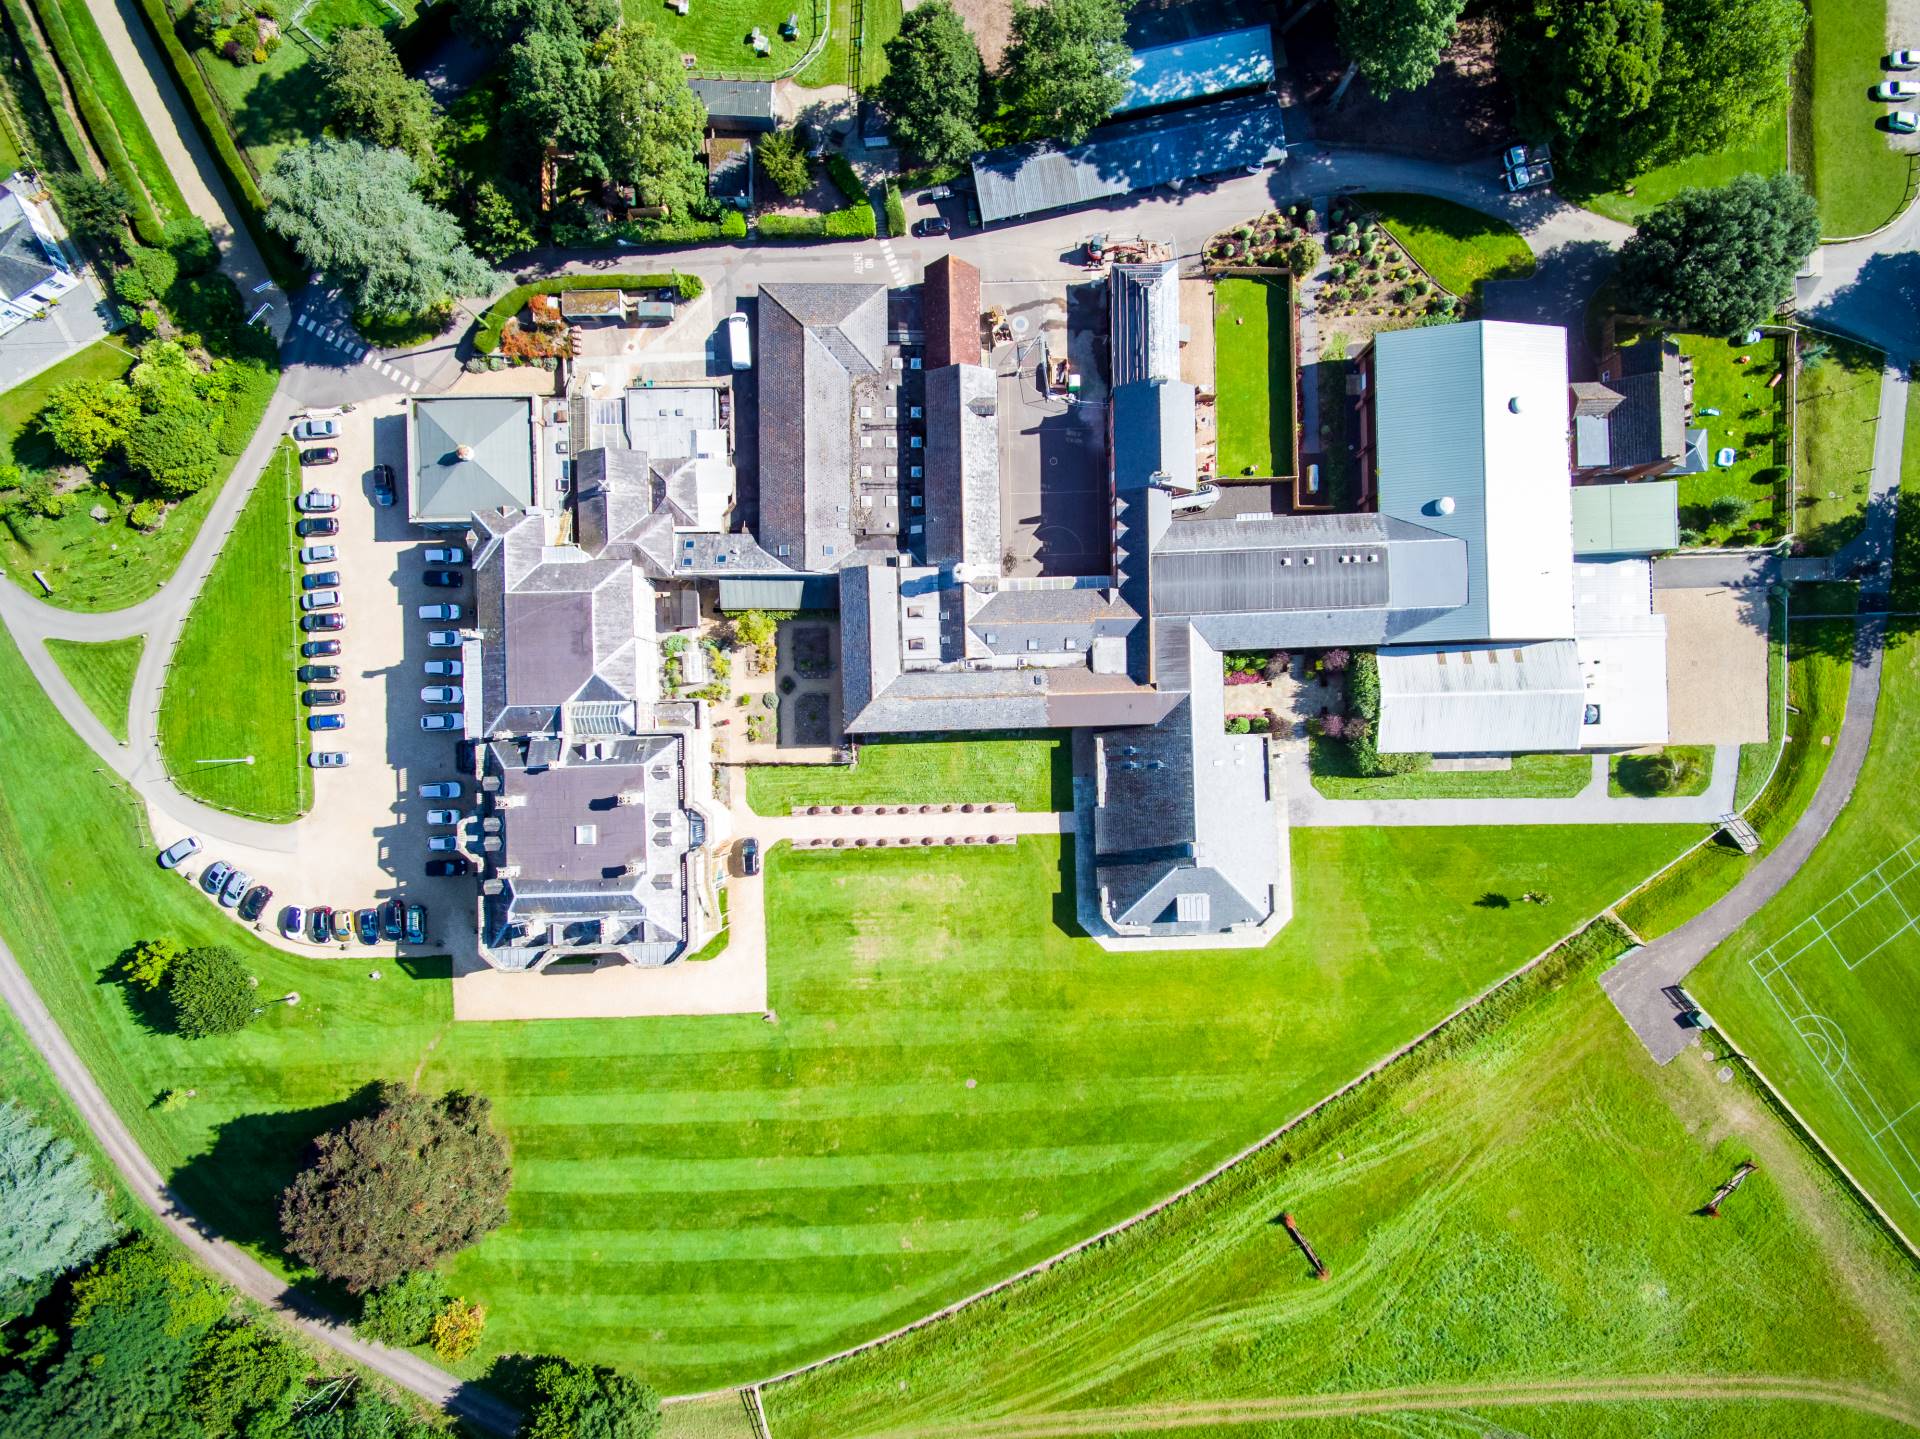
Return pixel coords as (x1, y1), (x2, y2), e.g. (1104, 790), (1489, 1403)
(1571, 482), (1679, 555)
(971, 95), (1286, 224)
(716, 576), (839, 611)
(1113, 24), (1275, 115)
(1376, 641), (1584, 753)
(1110, 261), (1180, 386)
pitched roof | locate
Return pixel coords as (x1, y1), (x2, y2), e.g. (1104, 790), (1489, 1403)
(1570, 481), (1680, 555)
(923, 256), (981, 369)
(1375, 641), (1586, 753)
(1110, 260), (1181, 386)
(922, 363), (1000, 571)
(411, 397), (535, 524)
(1112, 23), (1276, 116)
(0, 193), (58, 300)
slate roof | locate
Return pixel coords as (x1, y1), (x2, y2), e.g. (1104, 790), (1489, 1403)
(0, 193), (59, 299)
(688, 78), (777, 129)
(411, 397), (535, 525)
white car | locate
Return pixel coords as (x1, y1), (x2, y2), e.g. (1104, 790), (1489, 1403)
(1874, 80), (1920, 101)
(420, 713), (460, 731)
(421, 685), (464, 704)
(298, 544), (337, 564)
(293, 418), (338, 441)
(727, 310), (751, 371)
(427, 629), (462, 648)
(418, 603), (461, 621)
(423, 546), (466, 565)
(300, 589), (341, 611)
(418, 780), (462, 799)
(425, 808), (461, 826)
(427, 834), (459, 852)
(1889, 49), (1920, 71)
(1889, 110), (1919, 134)
(296, 489), (339, 513)
(425, 658), (462, 677)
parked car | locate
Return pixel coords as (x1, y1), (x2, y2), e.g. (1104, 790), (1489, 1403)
(157, 835), (201, 869)
(281, 905), (306, 939)
(1890, 49), (1920, 70)
(1504, 161), (1554, 192)
(1168, 483), (1220, 513)
(308, 713), (345, 732)
(421, 713), (460, 731)
(301, 448), (340, 467)
(421, 685), (463, 704)
(428, 833), (459, 852)
(300, 570), (341, 591)
(295, 516), (338, 538)
(423, 546), (465, 565)
(355, 908), (379, 945)
(422, 569), (462, 588)
(914, 217), (952, 237)
(298, 544), (337, 565)
(296, 489), (339, 512)
(424, 658), (462, 677)
(330, 909), (354, 942)
(303, 688), (345, 707)
(293, 418), (337, 441)
(1501, 142), (1551, 170)
(219, 868), (250, 907)
(727, 310), (751, 371)
(238, 884), (273, 922)
(309, 750), (349, 768)
(201, 860), (231, 896)
(1888, 110), (1920, 133)
(426, 808), (461, 826)
(425, 857), (472, 877)
(301, 613), (345, 632)
(380, 899), (404, 940)
(308, 906), (334, 943)
(297, 663), (339, 683)
(1875, 80), (1920, 101)
(299, 590), (341, 612)
(418, 603), (461, 621)
(738, 837), (760, 876)
(426, 629), (461, 648)
(372, 463), (396, 507)
(302, 638), (342, 657)
(418, 780), (461, 799)
(404, 904), (427, 946)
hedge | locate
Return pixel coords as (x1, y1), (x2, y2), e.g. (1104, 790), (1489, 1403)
(0, 0), (92, 183)
(883, 183), (905, 239)
(757, 212), (826, 238)
(721, 209), (747, 238)
(472, 272), (705, 354)
(757, 206), (877, 240)
(1348, 650), (1424, 776)
(129, 0), (301, 285)
(825, 153), (866, 207)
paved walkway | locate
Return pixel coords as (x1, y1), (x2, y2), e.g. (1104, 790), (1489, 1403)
(1603, 366), (1911, 1061)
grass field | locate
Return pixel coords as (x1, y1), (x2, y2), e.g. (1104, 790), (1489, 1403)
(1804, 0), (1917, 238)
(796, 0), (899, 89)
(1610, 744), (1715, 798)
(0, 614), (1703, 1390)
(1575, 109), (1788, 226)
(746, 734), (1070, 814)
(1357, 191), (1535, 298)
(155, 440), (307, 820)
(1797, 337), (1887, 555)
(634, 0), (821, 78)
(765, 921), (1920, 1438)
(1670, 330), (1790, 545)
(46, 634), (142, 743)
(1309, 740), (1592, 800)
(1213, 276), (1293, 479)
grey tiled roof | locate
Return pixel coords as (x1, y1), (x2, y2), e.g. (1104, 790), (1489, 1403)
(922, 364), (1001, 571)
(411, 398), (535, 523)
(0, 196), (57, 300)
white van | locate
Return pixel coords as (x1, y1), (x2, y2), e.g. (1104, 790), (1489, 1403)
(727, 311), (752, 371)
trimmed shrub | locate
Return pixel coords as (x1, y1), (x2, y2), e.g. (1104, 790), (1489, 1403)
(825, 205), (877, 238)
(825, 153), (866, 207)
(357, 1269), (449, 1346)
(884, 182), (906, 239)
(720, 209), (748, 239)
(756, 212), (825, 239)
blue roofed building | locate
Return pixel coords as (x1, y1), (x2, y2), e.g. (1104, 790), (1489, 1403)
(1112, 23), (1275, 117)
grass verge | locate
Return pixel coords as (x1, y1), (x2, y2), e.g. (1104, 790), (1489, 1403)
(1357, 191), (1534, 297)
(746, 733), (1071, 814)
(1309, 740), (1591, 799)
(1573, 109), (1787, 225)
(46, 634), (142, 742)
(1213, 275), (1293, 479)
(156, 439), (306, 820)
(1797, 335), (1887, 555)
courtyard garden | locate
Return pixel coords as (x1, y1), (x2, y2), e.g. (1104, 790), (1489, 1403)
(1795, 335), (1887, 555)
(1355, 191), (1535, 300)
(747, 732), (1068, 813)
(1212, 275), (1294, 480)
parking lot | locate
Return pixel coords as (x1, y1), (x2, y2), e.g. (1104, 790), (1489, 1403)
(167, 395), (483, 961)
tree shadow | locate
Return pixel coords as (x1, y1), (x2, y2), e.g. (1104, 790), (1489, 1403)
(98, 944), (177, 1038)
(1473, 892), (1511, 909)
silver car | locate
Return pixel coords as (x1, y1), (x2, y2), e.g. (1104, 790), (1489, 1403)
(293, 418), (338, 441)
(299, 544), (337, 564)
(421, 685), (463, 704)
(300, 589), (341, 611)
(425, 658), (462, 677)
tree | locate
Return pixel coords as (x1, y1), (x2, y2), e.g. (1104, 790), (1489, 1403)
(1332, 0), (1465, 98)
(1616, 173), (1820, 336)
(1503, 0), (1663, 182)
(54, 172), (132, 242)
(320, 26), (440, 164)
(1651, 0), (1804, 165)
(126, 398), (222, 498)
(279, 1085), (511, 1294)
(264, 140), (501, 320)
(598, 22), (707, 214)
(427, 1297), (485, 1360)
(467, 180), (538, 262)
(457, 0), (618, 47)
(185, 1318), (310, 1435)
(39, 378), (139, 466)
(756, 128), (812, 199)
(730, 609), (779, 652)
(165, 945), (257, 1038)
(0, 1101), (118, 1317)
(998, 0), (1130, 145)
(123, 936), (186, 991)
(356, 1268), (450, 1345)
(505, 24), (604, 162)
(877, 0), (985, 165)
(523, 1358), (661, 1439)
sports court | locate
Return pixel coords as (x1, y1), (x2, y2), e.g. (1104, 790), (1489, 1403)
(1748, 834), (1920, 1215)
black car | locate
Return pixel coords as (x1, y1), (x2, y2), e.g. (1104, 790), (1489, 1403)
(297, 663), (339, 683)
(301, 639), (342, 658)
(301, 612), (345, 632)
(295, 516), (338, 538)
(422, 569), (462, 588)
(914, 216), (952, 237)
(307, 906), (334, 942)
(355, 907), (379, 945)
(738, 837), (760, 876)
(425, 856), (472, 877)
(380, 898), (404, 940)
(238, 884), (273, 922)
(372, 463), (396, 507)
(301, 570), (341, 591)
(302, 688), (345, 707)
(301, 446), (340, 466)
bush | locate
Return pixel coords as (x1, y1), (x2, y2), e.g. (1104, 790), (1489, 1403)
(626, 217), (724, 245)
(128, 499), (165, 532)
(825, 153), (867, 207)
(167, 946), (256, 1038)
(428, 1298), (486, 1361)
(758, 127), (812, 197)
(356, 1270), (449, 1346)
(114, 246), (180, 307)
(884, 182), (907, 239)
(825, 205), (878, 238)
(720, 209), (748, 239)
(1347, 651), (1425, 776)
(758, 212), (825, 239)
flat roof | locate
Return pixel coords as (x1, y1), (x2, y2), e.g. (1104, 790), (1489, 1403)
(1113, 24), (1274, 116)
(1571, 481), (1679, 555)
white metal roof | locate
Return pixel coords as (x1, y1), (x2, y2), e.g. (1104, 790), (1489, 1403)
(1375, 641), (1584, 754)
(1572, 557), (1668, 748)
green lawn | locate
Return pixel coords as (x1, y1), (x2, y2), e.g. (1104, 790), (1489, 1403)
(797, 0), (899, 89)
(1666, 330), (1790, 545)
(1891, 383), (1920, 610)
(0, 337), (131, 470)
(1797, 336), (1887, 554)
(46, 634), (142, 743)
(0, 612), (1704, 1390)
(1309, 739), (1592, 800)
(1805, 0), (1917, 237)
(155, 441), (307, 820)
(765, 921), (1920, 1438)
(1609, 744), (1715, 798)
(1213, 276), (1294, 479)
(1619, 607), (1857, 941)
(746, 733), (1070, 814)
(634, 0), (822, 78)
(1575, 110), (1788, 225)
(1357, 191), (1535, 298)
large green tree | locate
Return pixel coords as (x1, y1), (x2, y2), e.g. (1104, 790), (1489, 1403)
(999, 0), (1131, 145)
(0, 1102), (118, 1318)
(184, 1319), (310, 1435)
(598, 22), (708, 214)
(506, 23), (603, 161)
(1616, 172), (1820, 335)
(878, 0), (985, 166)
(457, 0), (617, 46)
(264, 140), (501, 320)
(1333, 0), (1465, 98)
(39, 378), (139, 467)
(1653, 0), (1805, 161)
(523, 1359), (662, 1439)
(279, 1085), (511, 1294)
(319, 26), (440, 165)
(164, 945), (257, 1036)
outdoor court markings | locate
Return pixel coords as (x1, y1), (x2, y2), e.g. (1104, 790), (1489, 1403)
(1748, 834), (1920, 1210)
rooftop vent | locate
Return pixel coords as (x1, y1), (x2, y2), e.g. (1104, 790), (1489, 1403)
(1508, 396), (1523, 414)
(455, 443), (475, 461)
(1431, 495), (1457, 517)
